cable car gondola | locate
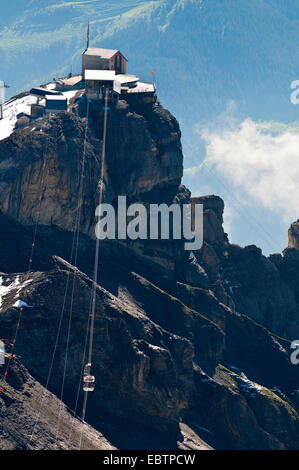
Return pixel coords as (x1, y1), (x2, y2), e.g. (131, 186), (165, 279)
(83, 363), (95, 392)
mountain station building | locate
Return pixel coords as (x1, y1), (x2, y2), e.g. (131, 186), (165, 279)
(82, 48), (127, 76)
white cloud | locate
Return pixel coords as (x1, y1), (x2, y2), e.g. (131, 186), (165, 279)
(199, 118), (299, 222)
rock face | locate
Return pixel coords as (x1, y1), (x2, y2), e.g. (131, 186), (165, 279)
(0, 99), (183, 237)
(289, 220), (299, 250)
(217, 235), (299, 340)
(191, 195), (227, 246)
(0, 356), (116, 450)
(0, 265), (194, 439)
(0, 95), (299, 450)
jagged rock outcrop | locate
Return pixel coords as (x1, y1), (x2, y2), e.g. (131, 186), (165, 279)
(0, 265), (194, 439)
(216, 228), (299, 340)
(288, 220), (299, 250)
(0, 95), (299, 450)
(191, 195), (227, 246)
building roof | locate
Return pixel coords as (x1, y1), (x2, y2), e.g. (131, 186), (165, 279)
(85, 70), (116, 81)
(83, 47), (122, 59)
(126, 82), (156, 94)
(46, 95), (68, 110)
(30, 87), (61, 97)
(62, 75), (82, 86)
(115, 74), (139, 85)
(45, 95), (68, 101)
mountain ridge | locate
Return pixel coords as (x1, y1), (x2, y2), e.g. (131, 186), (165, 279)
(0, 89), (298, 449)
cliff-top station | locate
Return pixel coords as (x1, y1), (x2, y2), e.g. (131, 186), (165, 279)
(82, 45), (155, 101)
(0, 26), (156, 140)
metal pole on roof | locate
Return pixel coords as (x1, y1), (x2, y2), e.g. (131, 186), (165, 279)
(0, 81), (10, 120)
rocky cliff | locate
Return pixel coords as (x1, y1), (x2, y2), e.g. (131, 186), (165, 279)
(289, 221), (299, 250)
(0, 95), (298, 450)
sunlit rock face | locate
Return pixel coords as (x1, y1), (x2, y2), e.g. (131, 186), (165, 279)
(0, 98), (183, 238)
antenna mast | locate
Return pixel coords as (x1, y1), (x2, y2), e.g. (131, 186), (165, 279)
(86, 21), (90, 50)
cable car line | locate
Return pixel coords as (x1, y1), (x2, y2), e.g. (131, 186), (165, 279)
(66, 305), (91, 448)
(80, 88), (109, 435)
(201, 160), (282, 253)
(3, 134), (49, 380)
(29, 100), (91, 446)
(55, 100), (91, 441)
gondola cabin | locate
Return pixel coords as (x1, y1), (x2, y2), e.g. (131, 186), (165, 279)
(83, 363), (95, 392)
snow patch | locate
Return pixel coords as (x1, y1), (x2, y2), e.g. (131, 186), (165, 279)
(0, 275), (32, 309)
(0, 275), (20, 307)
(0, 95), (37, 141)
(45, 83), (57, 90)
(0, 88), (80, 142)
(13, 299), (33, 308)
(62, 90), (79, 100)
(223, 279), (238, 294)
(238, 372), (262, 397)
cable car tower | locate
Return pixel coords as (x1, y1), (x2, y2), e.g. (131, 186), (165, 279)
(0, 81), (10, 120)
